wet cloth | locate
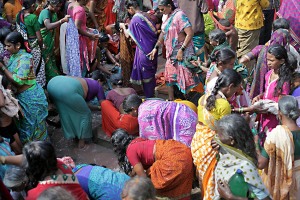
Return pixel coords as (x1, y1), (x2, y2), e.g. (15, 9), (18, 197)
(214, 137), (270, 200)
(26, 159), (88, 200)
(128, 12), (158, 98)
(47, 76), (92, 140)
(60, 22), (68, 74)
(277, 0), (300, 51)
(38, 9), (60, 82)
(261, 125), (294, 200)
(191, 94), (231, 200)
(138, 99), (197, 147)
(248, 29), (290, 99)
(162, 9), (200, 94)
(73, 164), (130, 200)
(7, 50), (48, 144)
(101, 100), (139, 137)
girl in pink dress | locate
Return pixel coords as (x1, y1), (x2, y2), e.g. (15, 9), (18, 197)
(252, 44), (294, 142)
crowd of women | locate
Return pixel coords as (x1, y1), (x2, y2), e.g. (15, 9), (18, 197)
(0, 0), (300, 199)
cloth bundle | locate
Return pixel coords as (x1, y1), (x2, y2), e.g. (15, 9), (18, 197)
(253, 99), (278, 115)
(0, 75), (19, 118)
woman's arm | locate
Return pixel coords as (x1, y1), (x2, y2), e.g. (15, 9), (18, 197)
(88, 0), (99, 29)
(147, 32), (163, 60)
(0, 90), (5, 107)
(105, 48), (119, 66)
(75, 19), (98, 39)
(176, 26), (194, 61)
(0, 63), (21, 87)
(35, 30), (44, 50)
(133, 163), (147, 177)
(43, 15), (69, 30)
(0, 155), (24, 165)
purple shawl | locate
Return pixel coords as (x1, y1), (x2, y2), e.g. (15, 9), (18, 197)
(138, 100), (197, 147)
(249, 29), (290, 99)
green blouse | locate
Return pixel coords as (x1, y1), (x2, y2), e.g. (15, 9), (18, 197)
(38, 9), (57, 28)
(21, 14), (40, 37)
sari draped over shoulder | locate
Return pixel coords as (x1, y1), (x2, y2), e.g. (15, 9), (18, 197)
(0, 138), (15, 180)
(138, 100), (197, 147)
(191, 94), (231, 200)
(248, 29), (290, 99)
(7, 50), (48, 144)
(128, 12), (157, 95)
(214, 137), (270, 200)
(162, 9), (200, 94)
(262, 125), (294, 200)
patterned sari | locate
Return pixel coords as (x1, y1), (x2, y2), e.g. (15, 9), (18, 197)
(38, 9), (60, 82)
(191, 94), (231, 200)
(162, 9), (200, 94)
(262, 125), (294, 200)
(7, 50), (48, 144)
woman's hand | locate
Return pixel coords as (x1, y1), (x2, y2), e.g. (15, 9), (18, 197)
(217, 180), (235, 200)
(249, 105), (268, 114)
(252, 94), (263, 104)
(190, 57), (201, 67)
(176, 49), (183, 61)
(239, 55), (250, 64)
(147, 49), (157, 60)
(211, 139), (220, 151)
(62, 15), (71, 23)
(89, 34), (99, 40)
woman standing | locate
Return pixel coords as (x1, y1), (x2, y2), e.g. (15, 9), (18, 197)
(111, 129), (194, 199)
(0, 32), (48, 144)
(191, 69), (242, 200)
(120, 1), (158, 98)
(148, 0), (200, 100)
(85, 0), (107, 30)
(47, 71), (105, 149)
(38, 0), (70, 82)
(2, 0), (22, 23)
(16, 0), (47, 88)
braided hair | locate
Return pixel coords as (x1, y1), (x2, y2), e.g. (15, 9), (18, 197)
(268, 44), (294, 96)
(111, 129), (134, 174)
(205, 69), (242, 111)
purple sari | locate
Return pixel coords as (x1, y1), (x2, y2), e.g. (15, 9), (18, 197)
(277, 0), (300, 51)
(138, 100), (197, 147)
(248, 29), (290, 99)
(128, 12), (158, 98)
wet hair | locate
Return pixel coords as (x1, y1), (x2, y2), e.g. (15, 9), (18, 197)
(158, 0), (176, 10)
(288, 52), (298, 70)
(216, 114), (258, 165)
(4, 32), (26, 50)
(268, 44), (294, 96)
(3, 166), (28, 190)
(219, 19), (231, 27)
(122, 94), (142, 113)
(278, 95), (300, 121)
(99, 32), (109, 43)
(91, 70), (106, 82)
(23, 141), (58, 188)
(37, 186), (76, 200)
(209, 29), (227, 45)
(273, 18), (290, 31)
(111, 129), (134, 174)
(1, 75), (9, 89)
(0, 27), (11, 44)
(23, 0), (36, 9)
(126, 0), (139, 9)
(122, 177), (156, 200)
(206, 69), (242, 111)
(210, 47), (236, 65)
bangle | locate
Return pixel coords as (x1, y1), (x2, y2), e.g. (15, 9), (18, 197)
(59, 19), (62, 24)
(155, 44), (159, 49)
(0, 156), (5, 165)
(238, 107), (244, 113)
(180, 45), (186, 51)
(1, 66), (5, 71)
(255, 143), (260, 151)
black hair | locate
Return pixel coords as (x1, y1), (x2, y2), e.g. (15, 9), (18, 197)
(126, 0), (139, 9)
(122, 94), (142, 113)
(278, 95), (300, 121)
(99, 32), (109, 43)
(273, 18), (290, 31)
(91, 70), (106, 82)
(209, 29), (227, 45)
(23, 0), (36, 9)
(23, 141), (58, 188)
(268, 44), (294, 96)
(216, 114), (258, 165)
(210, 47), (236, 65)
(122, 177), (156, 200)
(1, 75), (9, 89)
(218, 19), (231, 27)
(0, 27), (11, 44)
(111, 129), (134, 174)
(110, 73), (123, 86)
(158, 0), (176, 10)
(4, 32), (26, 50)
(205, 69), (242, 111)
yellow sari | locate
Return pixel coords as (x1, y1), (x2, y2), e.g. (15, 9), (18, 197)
(191, 94), (231, 200)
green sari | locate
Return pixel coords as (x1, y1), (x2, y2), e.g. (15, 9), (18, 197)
(38, 9), (60, 82)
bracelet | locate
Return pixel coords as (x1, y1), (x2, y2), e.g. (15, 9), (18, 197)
(0, 156), (5, 165)
(238, 107), (244, 113)
(180, 45), (186, 51)
(155, 44), (159, 49)
(1, 66), (5, 71)
(59, 19), (62, 24)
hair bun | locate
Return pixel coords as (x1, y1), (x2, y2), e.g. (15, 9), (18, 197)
(289, 109), (300, 121)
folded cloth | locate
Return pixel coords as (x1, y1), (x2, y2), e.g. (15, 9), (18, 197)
(0, 75), (19, 118)
(253, 99), (278, 115)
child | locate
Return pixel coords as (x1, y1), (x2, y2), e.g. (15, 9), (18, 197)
(0, 75), (22, 154)
(218, 19), (238, 51)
